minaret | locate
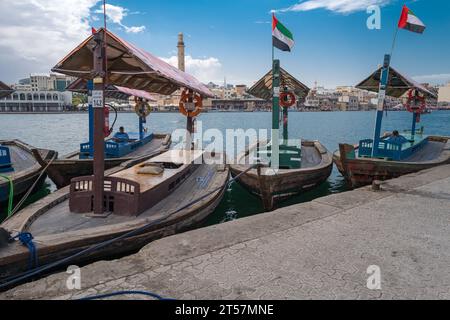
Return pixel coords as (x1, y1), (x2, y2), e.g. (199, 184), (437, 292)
(177, 33), (185, 72)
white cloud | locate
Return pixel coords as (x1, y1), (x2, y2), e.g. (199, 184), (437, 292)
(413, 73), (450, 85)
(161, 56), (223, 83)
(96, 4), (145, 34)
(275, 0), (392, 14)
(0, 0), (99, 81)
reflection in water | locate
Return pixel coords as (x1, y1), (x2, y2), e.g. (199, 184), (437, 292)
(1, 111), (449, 225)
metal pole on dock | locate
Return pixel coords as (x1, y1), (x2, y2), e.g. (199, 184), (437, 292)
(371, 54), (391, 158)
(92, 31), (106, 215)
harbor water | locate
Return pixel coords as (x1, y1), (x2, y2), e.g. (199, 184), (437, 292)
(1, 110), (449, 224)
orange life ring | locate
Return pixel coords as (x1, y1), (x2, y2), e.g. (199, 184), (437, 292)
(179, 89), (202, 117)
(279, 92), (296, 108)
(406, 89), (426, 114)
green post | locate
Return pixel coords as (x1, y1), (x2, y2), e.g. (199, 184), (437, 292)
(271, 59), (281, 170)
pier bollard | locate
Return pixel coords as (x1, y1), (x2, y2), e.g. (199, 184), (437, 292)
(372, 180), (382, 191)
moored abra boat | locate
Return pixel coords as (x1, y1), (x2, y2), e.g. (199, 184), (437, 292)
(0, 140), (57, 214)
(35, 80), (171, 189)
(333, 62), (450, 188)
(230, 61), (333, 211)
(0, 149), (229, 280)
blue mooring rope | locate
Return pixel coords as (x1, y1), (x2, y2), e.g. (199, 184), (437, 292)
(12, 233), (38, 270)
(0, 164), (258, 291)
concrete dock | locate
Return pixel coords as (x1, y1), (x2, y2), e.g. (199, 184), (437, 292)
(2, 165), (450, 300)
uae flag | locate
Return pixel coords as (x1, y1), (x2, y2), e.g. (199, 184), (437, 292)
(272, 14), (294, 52)
(398, 5), (426, 34)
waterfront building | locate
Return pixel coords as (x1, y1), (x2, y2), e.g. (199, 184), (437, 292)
(438, 83), (450, 106)
(30, 73), (76, 92)
(211, 99), (269, 112)
(0, 90), (72, 112)
(235, 85), (247, 97)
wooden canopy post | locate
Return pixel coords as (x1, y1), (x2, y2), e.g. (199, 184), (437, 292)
(87, 80), (94, 158)
(186, 89), (194, 150)
(92, 31), (106, 215)
(371, 54), (391, 158)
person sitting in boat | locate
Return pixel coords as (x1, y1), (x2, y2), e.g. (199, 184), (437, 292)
(112, 127), (130, 143)
(388, 130), (408, 144)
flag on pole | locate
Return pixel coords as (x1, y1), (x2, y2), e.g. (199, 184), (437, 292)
(272, 14), (294, 52)
(398, 5), (426, 34)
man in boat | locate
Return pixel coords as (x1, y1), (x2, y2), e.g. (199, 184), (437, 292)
(387, 130), (409, 144)
(112, 127), (130, 143)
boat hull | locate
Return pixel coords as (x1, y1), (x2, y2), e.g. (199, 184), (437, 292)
(333, 136), (450, 188)
(35, 134), (171, 189)
(230, 140), (333, 211)
(0, 140), (57, 205)
(0, 163), (229, 283)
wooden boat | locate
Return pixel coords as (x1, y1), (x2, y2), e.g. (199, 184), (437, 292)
(334, 135), (450, 188)
(0, 149), (229, 280)
(0, 140), (57, 207)
(231, 140), (333, 210)
(0, 25), (222, 282)
(37, 80), (172, 189)
(333, 60), (447, 188)
(35, 133), (171, 189)
(230, 63), (333, 211)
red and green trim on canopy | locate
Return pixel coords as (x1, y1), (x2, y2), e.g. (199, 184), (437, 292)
(398, 5), (426, 34)
(272, 14), (294, 52)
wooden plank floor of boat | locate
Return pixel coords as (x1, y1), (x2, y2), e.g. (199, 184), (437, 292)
(28, 163), (225, 236)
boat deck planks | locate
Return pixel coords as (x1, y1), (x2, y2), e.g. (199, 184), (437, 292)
(28, 164), (223, 236)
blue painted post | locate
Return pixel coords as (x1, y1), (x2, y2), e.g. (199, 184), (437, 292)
(411, 112), (418, 141)
(88, 80), (94, 157)
(371, 54), (391, 158)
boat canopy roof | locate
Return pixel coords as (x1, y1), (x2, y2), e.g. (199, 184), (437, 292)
(67, 78), (156, 101)
(0, 81), (14, 99)
(52, 29), (213, 98)
(356, 66), (437, 99)
(248, 68), (310, 101)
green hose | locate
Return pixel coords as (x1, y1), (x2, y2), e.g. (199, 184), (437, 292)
(0, 174), (14, 218)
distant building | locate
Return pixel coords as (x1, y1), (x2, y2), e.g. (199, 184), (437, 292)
(438, 83), (450, 104)
(235, 85), (247, 97)
(0, 90), (72, 112)
(30, 73), (76, 92)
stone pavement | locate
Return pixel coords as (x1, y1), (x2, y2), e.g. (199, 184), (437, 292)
(2, 165), (450, 300)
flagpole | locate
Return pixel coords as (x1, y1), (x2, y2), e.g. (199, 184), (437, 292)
(371, 21), (400, 157)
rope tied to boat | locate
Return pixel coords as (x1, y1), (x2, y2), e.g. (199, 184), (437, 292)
(0, 164), (259, 291)
(2, 153), (57, 223)
(12, 232), (38, 270)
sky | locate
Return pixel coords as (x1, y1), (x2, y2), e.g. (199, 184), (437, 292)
(0, 0), (449, 88)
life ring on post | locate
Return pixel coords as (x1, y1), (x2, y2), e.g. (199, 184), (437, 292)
(135, 98), (151, 118)
(406, 89), (426, 114)
(179, 89), (202, 117)
(279, 92), (296, 108)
